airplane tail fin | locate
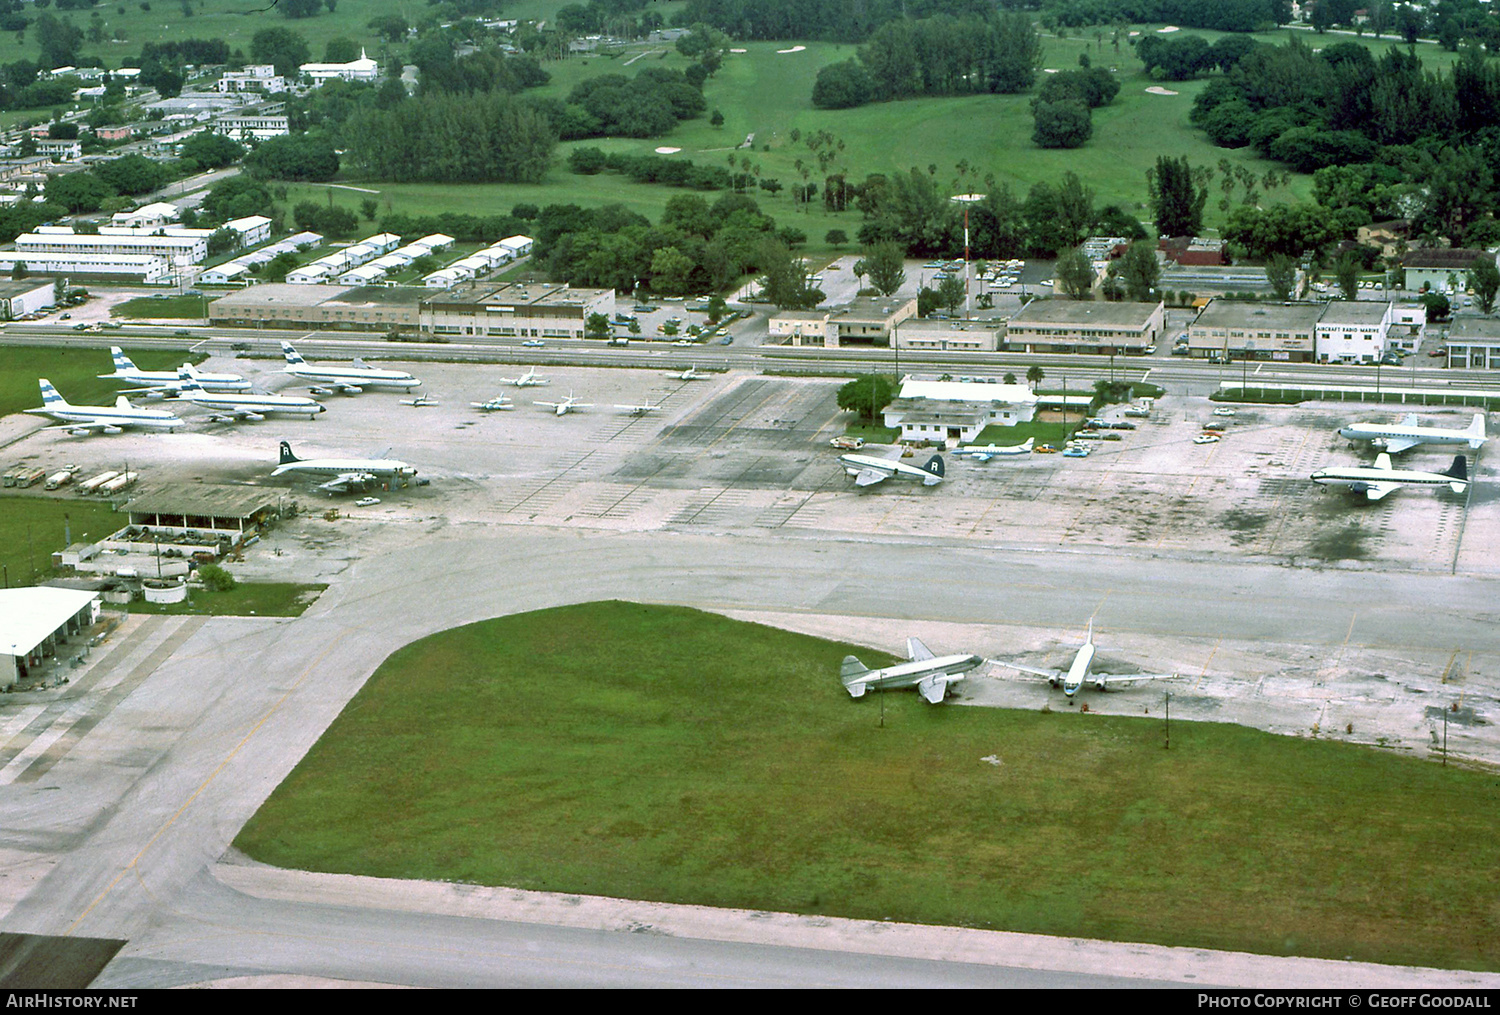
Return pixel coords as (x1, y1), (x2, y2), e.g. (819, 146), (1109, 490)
(38, 378), (66, 406)
(1469, 414), (1486, 447)
(176, 366), (202, 392)
(922, 454), (945, 485)
(111, 347), (135, 373)
(840, 656), (871, 697)
(280, 342), (304, 365)
(1021, 437), (1034, 451)
(1444, 456), (1468, 492)
(278, 441), (300, 465)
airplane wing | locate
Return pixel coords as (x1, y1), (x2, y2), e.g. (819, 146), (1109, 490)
(916, 673), (950, 704)
(996, 660), (1062, 679)
(1363, 482), (1400, 501)
(906, 637), (935, 662)
(1374, 452), (1393, 471)
(317, 472), (377, 493)
(41, 420), (117, 434)
(852, 467), (889, 487)
(1093, 672), (1177, 687)
(1383, 437), (1421, 454)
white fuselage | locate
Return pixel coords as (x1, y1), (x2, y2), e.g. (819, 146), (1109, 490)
(1061, 641), (1096, 696)
(1337, 420), (1486, 451)
(849, 653), (984, 693)
(110, 368), (251, 392)
(34, 401), (182, 431)
(839, 453), (941, 484)
(177, 390), (325, 417)
(1311, 464), (1467, 492)
(272, 458), (413, 479)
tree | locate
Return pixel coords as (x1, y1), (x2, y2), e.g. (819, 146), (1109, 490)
(324, 37), (358, 64)
(707, 295), (727, 324)
(250, 27), (310, 79)
(1114, 242), (1161, 302)
(811, 59), (874, 109)
(936, 274), (965, 315)
(368, 14), (407, 43)
(1026, 365), (1045, 390)
(1472, 255), (1500, 314)
(244, 134), (338, 181)
(1056, 249), (1096, 299)
(1335, 253), (1360, 300)
(44, 171), (111, 213)
(1149, 155), (1207, 238)
(864, 242), (906, 297)
(178, 131), (242, 170)
(93, 154), (167, 195)
(824, 229), (848, 248)
(1267, 254), (1297, 300)
(359, 197), (378, 221)
(1420, 291), (1451, 322)
(1032, 100), (1092, 149)
(585, 312), (610, 341)
(836, 374), (897, 424)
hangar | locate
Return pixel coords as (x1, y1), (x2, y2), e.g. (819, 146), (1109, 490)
(0, 587), (100, 688)
(120, 485), (284, 545)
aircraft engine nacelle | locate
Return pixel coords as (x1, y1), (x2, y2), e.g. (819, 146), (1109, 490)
(309, 386), (333, 396)
(343, 385), (363, 394)
(245, 412), (265, 422)
(1048, 677), (1062, 689)
(102, 425), (123, 435)
(68, 427), (93, 436)
(1094, 679), (1109, 691)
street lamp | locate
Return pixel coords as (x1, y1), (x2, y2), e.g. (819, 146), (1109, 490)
(951, 193), (984, 321)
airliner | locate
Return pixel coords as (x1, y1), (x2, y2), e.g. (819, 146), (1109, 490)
(100, 347), (250, 392)
(271, 441), (417, 494)
(280, 342), (421, 393)
(953, 437), (1034, 461)
(998, 623), (1176, 698)
(839, 451), (945, 487)
(1337, 413), (1487, 454)
(1311, 453), (1470, 501)
(27, 379), (184, 435)
(840, 637), (984, 704)
(170, 369), (325, 422)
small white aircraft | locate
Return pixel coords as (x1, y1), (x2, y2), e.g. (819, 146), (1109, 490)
(501, 367), (550, 387)
(840, 637), (984, 704)
(169, 368), (325, 422)
(953, 437), (1034, 461)
(27, 379), (184, 435)
(271, 441), (417, 494)
(614, 400), (663, 416)
(535, 392), (593, 416)
(400, 394), (439, 407)
(1311, 453), (1469, 501)
(998, 623), (1176, 698)
(99, 347), (251, 393)
(667, 365), (709, 381)
(470, 395), (515, 411)
(839, 450), (945, 487)
(280, 341), (421, 394)
(1338, 413), (1487, 454)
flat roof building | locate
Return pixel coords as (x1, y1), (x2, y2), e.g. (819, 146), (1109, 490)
(17, 229), (206, 266)
(1445, 317), (1500, 370)
(1316, 301), (1394, 364)
(420, 281), (614, 339)
(0, 251), (169, 283)
(1005, 299), (1164, 354)
(1186, 300), (1325, 362)
(0, 587), (99, 688)
(209, 283), (426, 332)
(894, 318), (1004, 353)
(882, 377), (1038, 443)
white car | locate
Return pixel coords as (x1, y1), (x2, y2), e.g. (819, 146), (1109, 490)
(1193, 434), (1221, 445)
(354, 497), (381, 506)
(1212, 407), (1237, 416)
(521, 339), (545, 348)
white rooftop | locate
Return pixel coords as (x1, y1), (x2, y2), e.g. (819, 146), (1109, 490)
(898, 378), (1037, 404)
(0, 588), (98, 657)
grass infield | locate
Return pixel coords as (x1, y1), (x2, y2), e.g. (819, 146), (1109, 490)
(0, 345), (204, 419)
(236, 601), (1500, 971)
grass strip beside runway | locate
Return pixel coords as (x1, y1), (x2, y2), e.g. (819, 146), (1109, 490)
(235, 601), (1500, 971)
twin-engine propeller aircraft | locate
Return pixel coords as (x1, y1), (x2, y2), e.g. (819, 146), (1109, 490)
(270, 441), (417, 494)
(667, 365), (709, 381)
(27, 379), (184, 435)
(170, 369), (325, 422)
(614, 400), (663, 416)
(535, 392), (592, 416)
(839, 450), (945, 487)
(1311, 453), (1469, 501)
(840, 637), (984, 704)
(953, 437), (1034, 461)
(99, 347), (251, 393)
(470, 395), (515, 411)
(997, 623), (1177, 699)
(1338, 413), (1487, 454)
(280, 341), (421, 394)
(501, 367), (550, 387)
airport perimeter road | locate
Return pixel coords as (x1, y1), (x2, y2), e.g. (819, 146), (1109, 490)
(2, 529), (1499, 988)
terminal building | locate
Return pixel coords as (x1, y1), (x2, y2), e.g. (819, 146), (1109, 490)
(0, 587), (100, 688)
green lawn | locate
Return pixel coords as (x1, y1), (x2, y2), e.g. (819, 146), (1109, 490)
(112, 295), (212, 321)
(0, 345), (204, 419)
(127, 581), (325, 617)
(0, 494), (118, 587)
(237, 601), (1500, 972)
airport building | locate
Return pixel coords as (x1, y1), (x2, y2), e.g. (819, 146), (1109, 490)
(0, 251), (169, 283)
(0, 587), (100, 689)
(420, 281), (615, 340)
(893, 319), (1005, 353)
(1315, 301), (1394, 363)
(1444, 317), (1500, 370)
(881, 377), (1038, 443)
(1004, 299), (1165, 354)
(120, 485), (283, 544)
(1185, 300), (1325, 362)
(208, 283), (425, 332)
(0, 279), (57, 318)
(16, 229), (207, 266)
(768, 297), (918, 348)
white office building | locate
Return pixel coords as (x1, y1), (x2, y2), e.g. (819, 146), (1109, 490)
(112, 202), (181, 229)
(881, 377), (1038, 444)
(214, 64), (287, 94)
(212, 115), (290, 141)
(223, 216), (272, 247)
(497, 235), (533, 259)
(300, 49), (380, 85)
(0, 251), (169, 283)
(1315, 301), (1395, 364)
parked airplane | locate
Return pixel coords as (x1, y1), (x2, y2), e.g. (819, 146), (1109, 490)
(614, 400), (663, 416)
(998, 623), (1176, 698)
(667, 365), (709, 381)
(280, 341), (421, 394)
(99, 347), (251, 393)
(400, 394), (439, 407)
(270, 441), (417, 494)
(839, 450), (945, 487)
(1338, 413), (1487, 454)
(470, 395), (515, 411)
(535, 392), (592, 416)
(840, 637), (984, 704)
(27, 378), (184, 435)
(169, 369), (325, 422)
(501, 367), (550, 387)
(953, 437), (1034, 461)
(1311, 453), (1469, 501)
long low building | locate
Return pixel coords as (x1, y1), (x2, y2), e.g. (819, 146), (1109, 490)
(881, 377), (1038, 443)
(1004, 299), (1165, 354)
(0, 251), (169, 283)
(209, 283), (425, 331)
(420, 281), (615, 340)
(16, 229), (206, 266)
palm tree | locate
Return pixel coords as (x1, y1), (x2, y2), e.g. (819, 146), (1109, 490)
(1026, 365), (1045, 391)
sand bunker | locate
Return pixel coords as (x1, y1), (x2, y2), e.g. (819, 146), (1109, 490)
(1145, 86), (1179, 96)
(655, 146), (681, 154)
(777, 45), (806, 54)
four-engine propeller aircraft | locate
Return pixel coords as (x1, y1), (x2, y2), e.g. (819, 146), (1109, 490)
(1338, 413), (1487, 454)
(470, 395), (515, 411)
(998, 623), (1177, 698)
(953, 437), (1034, 461)
(535, 392), (592, 416)
(501, 367), (550, 387)
(280, 342), (421, 394)
(667, 365), (709, 381)
(100, 347), (251, 392)
(270, 441), (417, 494)
(169, 369), (325, 422)
(1311, 453), (1469, 501)
(839, 450), (945, 487)
(840, 637), (984, 704)
(614, 400), (663, 416)
(27, 379), (184, 435)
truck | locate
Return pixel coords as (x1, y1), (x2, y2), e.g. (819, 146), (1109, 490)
(77, 471), (120, 495)
(607, 336), (630, 346)
(98, 472), (138, 496)
(43, 470), (73, 490)
(7, 466), (45, 488)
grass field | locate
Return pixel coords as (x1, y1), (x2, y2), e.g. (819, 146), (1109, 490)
(0, 345), (204, 419)
(235, 601), (1500, 972)
(112, 295), (212, 320)
(126, 581), (325, 616)
(0, 494), (119, 587)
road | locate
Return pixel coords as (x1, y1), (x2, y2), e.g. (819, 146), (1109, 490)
(1, 528), (1497, 988)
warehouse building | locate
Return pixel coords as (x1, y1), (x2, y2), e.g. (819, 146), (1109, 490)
(1186, 300), (1324, 362)
(121, 485), (282, 543)
(0, 279), (57, 318)
(420, 281), (614, 339)
(0, 252), (169, 283)
(1005, 299), (1164, 354)
(0, 587), (100, 688)
(209, 283), (424, 331)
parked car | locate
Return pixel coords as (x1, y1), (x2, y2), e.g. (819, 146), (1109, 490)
(1212, 407), (1237, 417)
(521, 339), (545, 347)
(1062, 446), (1090, 458)
(1193, 434), (1221, 445)
(1203, 421), (1227, 432)
(1124, 408), (1150, 418)
(829, 436), (865, 450)
(1033, 443), (1059, 454)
